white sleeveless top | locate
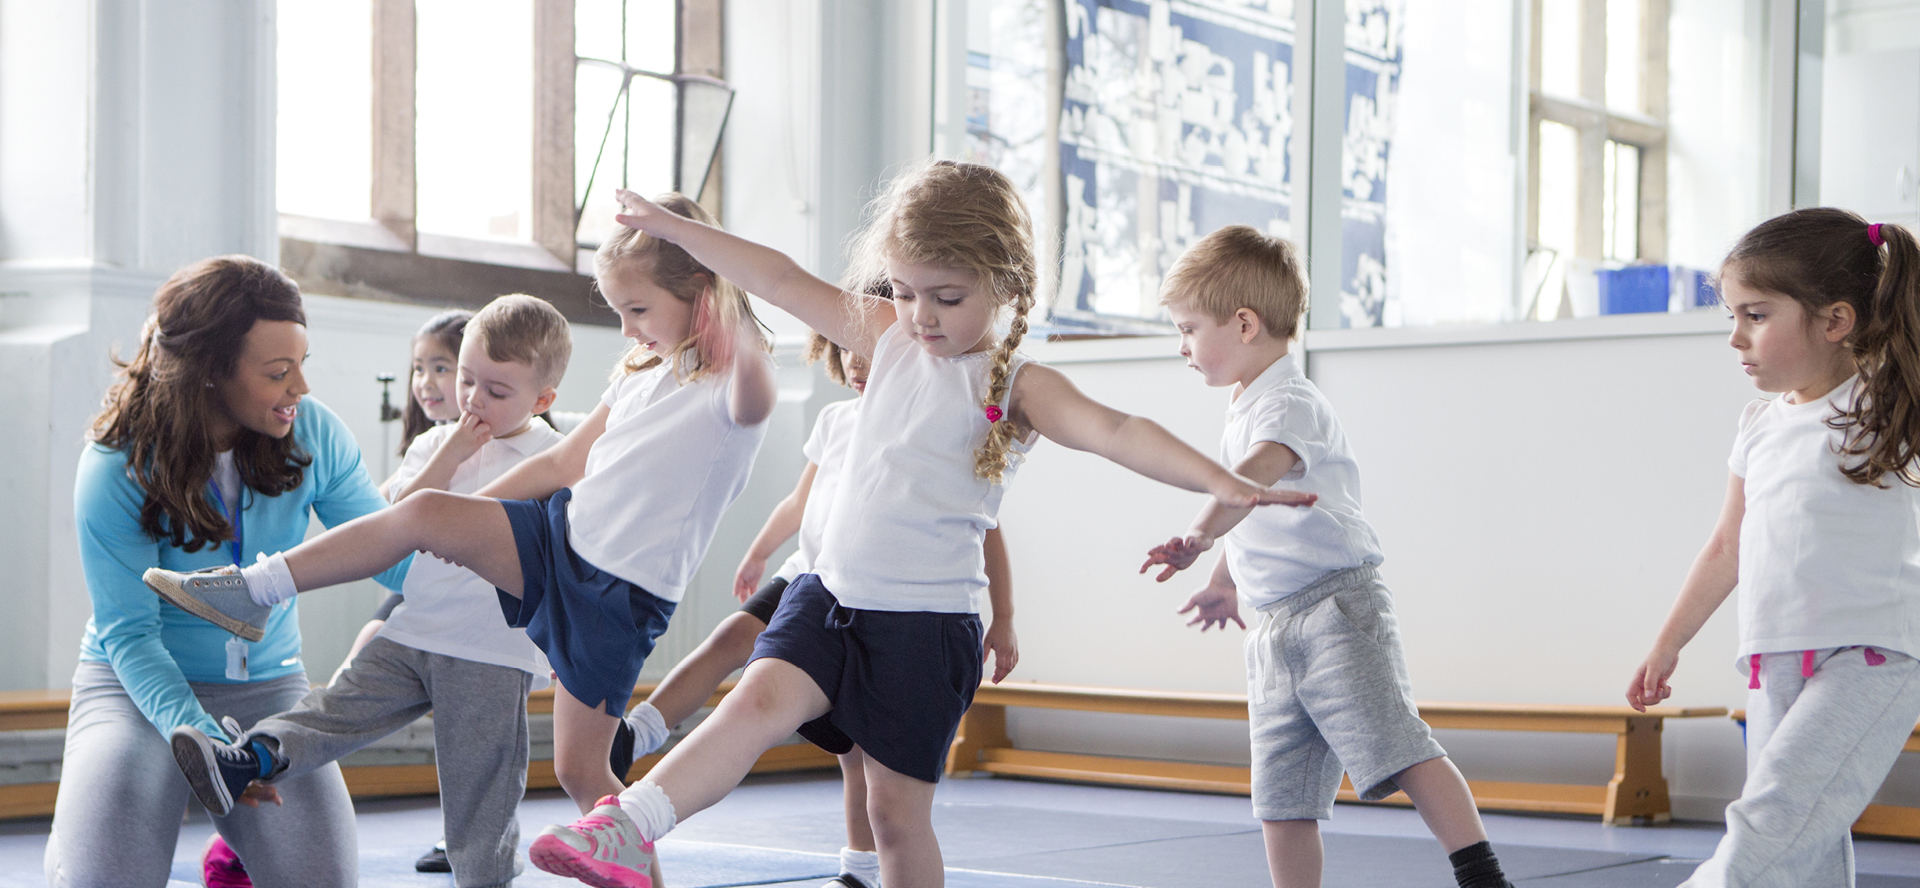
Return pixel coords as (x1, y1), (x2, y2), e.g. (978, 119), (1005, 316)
(568, 355), (772, 602)
(773, 397), (862, 581)
(812, 322), (1033, 613)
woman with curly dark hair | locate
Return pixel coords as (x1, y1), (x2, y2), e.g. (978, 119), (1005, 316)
(45, 255), (406, 888)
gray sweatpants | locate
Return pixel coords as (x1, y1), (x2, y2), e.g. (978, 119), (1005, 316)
(252, 637), (533, 888)
(46, 660), (358, 888)
(1682, 646), (1920, 888)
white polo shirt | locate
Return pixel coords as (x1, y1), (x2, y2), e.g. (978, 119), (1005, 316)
(1221, 351), (1384, 609)
(773, 397), (862, 581)
(567, 356), (772, 602)
(1730, 376), (1920, 660)
(380, 418), (561, 681)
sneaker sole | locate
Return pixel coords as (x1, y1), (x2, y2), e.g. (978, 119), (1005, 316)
(528, 834), (652, 888)
(144, 569), (266, 642)
(170, 730), (237, 817)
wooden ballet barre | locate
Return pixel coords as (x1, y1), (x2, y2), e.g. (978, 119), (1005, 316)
(1730, 709), (1920, 839)
(946, 682), (1727, 825)
(0, 680), (838, 818)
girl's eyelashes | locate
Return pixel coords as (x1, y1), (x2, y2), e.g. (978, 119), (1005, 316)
(937, 296), (963, 307)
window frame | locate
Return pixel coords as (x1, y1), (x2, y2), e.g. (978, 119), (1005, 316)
(278, 0), (726, 326)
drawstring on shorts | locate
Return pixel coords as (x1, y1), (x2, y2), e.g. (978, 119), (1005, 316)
(1749, 647), (1888, 689)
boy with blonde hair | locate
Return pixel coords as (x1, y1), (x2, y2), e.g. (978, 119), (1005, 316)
(169, 293), (574, 888)
(1141, 226), (1515, 888)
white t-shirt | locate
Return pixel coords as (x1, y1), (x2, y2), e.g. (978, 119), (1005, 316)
(567, 356), (773, 602)
(1220, 352), (1384, 610)
(773, 397), (862, 582)
(813, 322), (1033, 613)
(379, 418), (562, 681)
(1729, 376), (1920, 660)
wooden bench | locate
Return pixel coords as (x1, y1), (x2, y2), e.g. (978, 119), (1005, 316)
(0, 681), (837, 819)
(946, 682), (1726, 825)
(1730, 709), (1920, 839)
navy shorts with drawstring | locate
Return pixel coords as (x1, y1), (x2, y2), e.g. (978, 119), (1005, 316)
(748, 573), (983, 783)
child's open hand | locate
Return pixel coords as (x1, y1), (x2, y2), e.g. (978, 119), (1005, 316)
(732, 555), (766, 603)
(1177, 581), (1244, 632)
(984, 618), (1019, 684)
(1210, 472), (1317, 510)
(1626, 647), (1679, 712)
(440, 412), (493, 465)
(1140, 533), (1214, 582)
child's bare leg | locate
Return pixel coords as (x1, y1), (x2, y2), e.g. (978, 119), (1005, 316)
(1262, 820), (1323, 888)
(282, 491), (524, 597)
(840, 747), (876, 852)
(862, 758), (940, 888)
(643, 613), (766, 728)
(1393, 756), (1488, 852)
(552, 683), (626, 813)
(643, 657), (830, 819)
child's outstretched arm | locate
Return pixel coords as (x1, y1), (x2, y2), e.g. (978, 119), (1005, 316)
(475, 403), (609, 502)
(1009, 364), (1317, 508)
(1628, 472), (1745, 711)
(983, 526), (1018, 683)
(1140, 441), (1300, 581)
(614, 190), (892, 358)
(734, 462), (818, 601)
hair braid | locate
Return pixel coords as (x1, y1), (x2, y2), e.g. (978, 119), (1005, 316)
(974, 290), (1034, 481)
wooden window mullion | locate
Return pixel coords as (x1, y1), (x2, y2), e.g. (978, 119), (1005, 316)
(372, 0), (417, 249)
(532, 0), (576, 265)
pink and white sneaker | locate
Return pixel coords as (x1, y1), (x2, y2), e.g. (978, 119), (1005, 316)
(529, 795), (657, 888)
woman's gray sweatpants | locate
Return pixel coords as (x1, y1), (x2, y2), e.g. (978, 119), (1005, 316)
(1683, 646), (1920, 888)
(45, 660), (358, 888)
(251, 637), (534, 888)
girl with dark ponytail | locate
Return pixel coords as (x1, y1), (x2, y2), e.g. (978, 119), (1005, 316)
(1628, 210), (1920, 886)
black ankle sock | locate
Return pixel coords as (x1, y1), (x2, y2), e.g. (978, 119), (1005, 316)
(1448, 841), (1512, 888)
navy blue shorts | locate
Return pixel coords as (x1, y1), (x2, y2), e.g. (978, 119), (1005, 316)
(497, 488), (676, 716)
(749, 574), (983, 783)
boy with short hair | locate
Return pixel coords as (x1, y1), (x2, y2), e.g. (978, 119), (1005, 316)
(169, 293), (575, 888)
(1141, 226), (1515, 888)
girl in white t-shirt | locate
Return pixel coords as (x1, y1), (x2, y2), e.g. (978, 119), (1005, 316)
(522, 160), (1315, 888)
(143, 194), (777, 840)
(1629, 210), (1920, 887)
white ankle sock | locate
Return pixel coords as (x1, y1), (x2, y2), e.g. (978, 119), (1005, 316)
(626, 702), (671, 757)
(615, 779), (677, 843)
(238, 553), (298, 607)
(839, 847), (880, 887)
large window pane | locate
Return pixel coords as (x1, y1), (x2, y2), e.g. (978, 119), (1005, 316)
(1665, 0), (1770, 272)
(1539, 0), (1582, 98)
(1603, 139), (1639, 261)
(277, 0), (371, 220)
(415, 0), (535, 241)
(1533, 119), (1579, 318)
(575, 0), (677, 248)
(1813, 3), (1920, 227)
(1605, 0), (1643, 112)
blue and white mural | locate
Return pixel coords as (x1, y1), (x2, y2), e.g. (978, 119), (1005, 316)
(967, 0), (1402, 329)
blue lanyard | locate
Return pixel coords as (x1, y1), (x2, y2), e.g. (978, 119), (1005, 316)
(209, 480), (243, 567)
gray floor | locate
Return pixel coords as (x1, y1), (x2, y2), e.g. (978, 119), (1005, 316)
(2, 771), (1918, 886)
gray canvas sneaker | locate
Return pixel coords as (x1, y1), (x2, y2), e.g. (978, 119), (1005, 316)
(143, 566), (272, 642)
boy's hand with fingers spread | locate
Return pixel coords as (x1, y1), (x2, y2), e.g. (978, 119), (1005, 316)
(1141, 532), (1215, 582)
(1178, 580), (1244, 632)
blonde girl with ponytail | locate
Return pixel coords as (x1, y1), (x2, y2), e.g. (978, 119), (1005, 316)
(521, 160), (1317, 888)
(1628, 209), (1920, 887)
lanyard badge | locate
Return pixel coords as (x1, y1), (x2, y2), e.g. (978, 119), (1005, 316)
(212, 478), (250, 680)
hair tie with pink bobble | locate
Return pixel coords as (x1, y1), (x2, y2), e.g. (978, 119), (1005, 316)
(984, 405), (1004, 423)
(1869, 223), (1885, 247)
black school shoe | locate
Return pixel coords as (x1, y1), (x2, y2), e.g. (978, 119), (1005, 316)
(823, 876), (873, 888)
(415, 840), (451, 873)
(609, 717), (637, 780)
(169, 726), (271, 817)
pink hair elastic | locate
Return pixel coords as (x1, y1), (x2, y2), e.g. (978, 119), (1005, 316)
(984, 405), (1004, 423)
(1869, 223), (1885, 247)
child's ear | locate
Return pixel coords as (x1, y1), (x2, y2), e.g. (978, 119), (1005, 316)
(1235, 307), (1264, 344)
(1824, 301), (1857, 343)
(533, 387), (559, 415)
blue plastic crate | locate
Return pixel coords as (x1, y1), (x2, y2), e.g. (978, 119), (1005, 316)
(1597, 265), (1671, 314)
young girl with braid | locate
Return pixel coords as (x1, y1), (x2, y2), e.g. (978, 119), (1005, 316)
(1629, 210), (1920, 887)
(526, 159), (1316, 888)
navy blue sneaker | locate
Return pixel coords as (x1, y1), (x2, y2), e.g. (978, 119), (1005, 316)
(171, 726), (273, 816)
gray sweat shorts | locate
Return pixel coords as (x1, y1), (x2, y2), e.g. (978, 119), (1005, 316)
(1245, 564), (1445, 821)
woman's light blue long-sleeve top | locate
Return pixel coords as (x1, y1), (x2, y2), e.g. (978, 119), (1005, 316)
(74, 397), (409, 738)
